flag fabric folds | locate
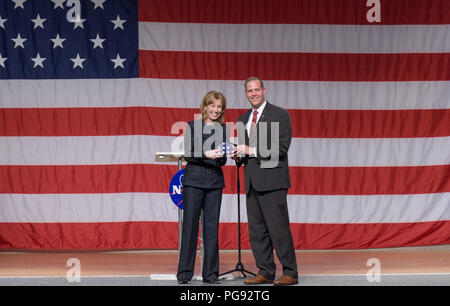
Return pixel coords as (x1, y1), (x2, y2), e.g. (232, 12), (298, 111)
(0, 0), (449, 250)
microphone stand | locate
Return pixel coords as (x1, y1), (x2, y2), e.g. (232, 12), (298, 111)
(220, 160), (256, 279)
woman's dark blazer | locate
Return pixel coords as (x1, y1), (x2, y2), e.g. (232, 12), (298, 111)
(183, 120), (229, 189)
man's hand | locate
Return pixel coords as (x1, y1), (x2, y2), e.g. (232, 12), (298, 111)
(234, 145), (255, 157)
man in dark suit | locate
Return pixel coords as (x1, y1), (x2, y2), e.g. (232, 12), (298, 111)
(234, 76), (298, 286)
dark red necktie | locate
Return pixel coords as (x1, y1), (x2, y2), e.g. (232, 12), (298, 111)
(249, 110), (258, 139)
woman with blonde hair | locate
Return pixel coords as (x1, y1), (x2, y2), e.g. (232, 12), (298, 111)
(177, 90), (230, 284)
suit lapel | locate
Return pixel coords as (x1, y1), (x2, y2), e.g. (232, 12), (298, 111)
(238, 102), (272, 144)
(257, 101), (271, 126)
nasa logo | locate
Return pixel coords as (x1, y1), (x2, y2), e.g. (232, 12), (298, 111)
(169, 169), (184, 210)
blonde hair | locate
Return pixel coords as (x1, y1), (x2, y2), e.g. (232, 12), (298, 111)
(200, 90), (227, 124)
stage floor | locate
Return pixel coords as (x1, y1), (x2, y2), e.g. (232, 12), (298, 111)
(1, 245), (449, 286)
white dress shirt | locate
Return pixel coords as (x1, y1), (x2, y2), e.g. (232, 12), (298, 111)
(246, 100), (267, 136)
(246, 100), (267, 156)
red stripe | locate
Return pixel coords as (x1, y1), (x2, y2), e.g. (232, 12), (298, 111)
(288, 165), (450, 195)
(139, 51), (450, 81)
(0, 164), (178, 194)
(221, 220), (450, 249)
(1, 220), (449, 250)
(138, 0), (450, 25)
(0, 107), (191, 137)
(2, 107), (448, 138)
(0, 222), (179, 250)
(1, 164), (448, 195)
(290, 109), (450, 138)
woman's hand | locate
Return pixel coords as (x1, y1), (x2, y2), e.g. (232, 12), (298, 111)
(205, 149), (225, 160)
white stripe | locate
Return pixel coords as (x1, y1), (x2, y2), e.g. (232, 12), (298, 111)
(1, 79), (450, 110)
(286, 193), (450, 224)
(1, 273), (449, 278)
(139, 22), (450, 53)
(294, 137), (450, 167)
(300, 273), (450, 277)
(0, 193), (178, 223)
(0, 135), (448, 167)
(1, 193), (449, 224)
(149, 274), (177, 280)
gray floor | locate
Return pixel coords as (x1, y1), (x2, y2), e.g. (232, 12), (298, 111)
(1, 274), (449, 286)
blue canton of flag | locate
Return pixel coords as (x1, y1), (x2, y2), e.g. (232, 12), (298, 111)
(0, 0), (138, 79)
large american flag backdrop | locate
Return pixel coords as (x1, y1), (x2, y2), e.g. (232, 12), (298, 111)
(0, 0), (449, 250)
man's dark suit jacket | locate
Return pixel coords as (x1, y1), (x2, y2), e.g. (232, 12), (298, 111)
(183, 120), (228, 189)
(237, 102), (292, 193)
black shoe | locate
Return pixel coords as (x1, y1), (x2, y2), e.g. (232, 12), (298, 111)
(178, 280), (189, 284)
